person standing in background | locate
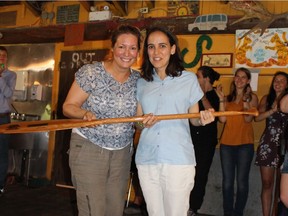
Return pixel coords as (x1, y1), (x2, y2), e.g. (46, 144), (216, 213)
(280, 93), (288, 208)
(216, 67), (258, 216)
(0, 46), (16, 196)
(135, 26), (215, 216)
(254, 71), (288, 216)
(188, 66), (220, 216)
(63, 25), (149, 216)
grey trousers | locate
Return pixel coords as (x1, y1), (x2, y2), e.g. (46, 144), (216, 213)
(69, 133), (133, 216)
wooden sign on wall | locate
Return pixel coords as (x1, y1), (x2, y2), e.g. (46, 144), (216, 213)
(56, 4), (80, 24)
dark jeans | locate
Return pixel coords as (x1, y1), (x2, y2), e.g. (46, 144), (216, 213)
(220, 144), (254, 216)
(0, 115), (10, 188)
(189, 140), (216, 211)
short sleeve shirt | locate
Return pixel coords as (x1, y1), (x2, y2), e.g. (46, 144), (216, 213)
(136, 71), (203, 165)
(75, 62), (140, 149)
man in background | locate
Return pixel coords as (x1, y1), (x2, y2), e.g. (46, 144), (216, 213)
(0, 46), (16, 196)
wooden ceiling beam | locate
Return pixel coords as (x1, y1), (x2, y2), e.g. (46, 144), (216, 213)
(108, 1), (127, 16)
(0, 16), (287, 44)
(80, 1), (93, 12)
(145, 0), (155, 10)
(23, 1), (43, 17)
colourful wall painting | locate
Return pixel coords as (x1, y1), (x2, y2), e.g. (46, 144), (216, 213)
(235, 28), (288, 68)
(167, 0), (199, 16)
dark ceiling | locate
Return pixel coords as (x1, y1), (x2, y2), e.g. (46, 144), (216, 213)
(0, 1), (21, 7)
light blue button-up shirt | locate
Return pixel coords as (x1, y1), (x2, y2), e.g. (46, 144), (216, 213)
(0, 69), (16, 113)
(136, 71), (203, 165)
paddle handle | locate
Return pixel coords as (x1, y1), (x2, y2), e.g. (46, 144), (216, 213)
(0, 109), (258, 134)
(93, 109), (259, 126)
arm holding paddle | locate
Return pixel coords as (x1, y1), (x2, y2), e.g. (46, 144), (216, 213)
(63, 81), (95, 121)
(134, 103), (159, 130)
(189, 102), (215, 126)
(135, 101), (215, 130)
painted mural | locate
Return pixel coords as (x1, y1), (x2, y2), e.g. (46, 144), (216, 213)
(167, 0), (199, 16)
(235, 28), (288, 68)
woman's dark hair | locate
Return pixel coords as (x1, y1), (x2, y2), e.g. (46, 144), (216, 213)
(266, 71), (288, 110)
(141, 26), (184, 81)
(111, 25), (142, 50)
(227, 67), (251, 102)
(198, 66), (220, 85)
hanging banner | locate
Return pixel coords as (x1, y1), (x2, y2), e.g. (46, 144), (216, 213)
(235, 28), (288, 68)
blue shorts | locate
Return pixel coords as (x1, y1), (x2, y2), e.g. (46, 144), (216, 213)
(281, 152), (288, 173)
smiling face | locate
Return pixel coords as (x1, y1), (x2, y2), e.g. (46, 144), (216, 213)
(234, 70), (250, 90)
(146, 31), (176, 73)
(112, 33), (139, 70)
(273, 74), (288, 94)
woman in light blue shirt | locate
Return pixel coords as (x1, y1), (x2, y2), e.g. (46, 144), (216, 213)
(135, 26), (215, 216)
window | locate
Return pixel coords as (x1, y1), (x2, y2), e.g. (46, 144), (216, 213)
(195, 16), (201, 23)
(201, 16), (207, 22)
(212, 15), (221, 21)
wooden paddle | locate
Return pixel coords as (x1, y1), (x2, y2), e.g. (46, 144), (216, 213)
(0, 108), (258, 134)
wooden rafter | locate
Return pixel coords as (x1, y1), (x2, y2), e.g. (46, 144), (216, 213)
(145, 0), (155, 10)
(108, 1), (127, 16)
(23, 1), (44, 17)
(79, 1), (93, 12)
(0, 16), (287, 44)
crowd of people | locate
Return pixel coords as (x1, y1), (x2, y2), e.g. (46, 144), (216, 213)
(1, 24), (288, 216)
(61, 25), (288, 216)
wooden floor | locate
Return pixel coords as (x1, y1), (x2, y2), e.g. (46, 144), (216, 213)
(0, 181), (214, 216)
(0, 182), (144, 216)
(0, 183), (77, 216)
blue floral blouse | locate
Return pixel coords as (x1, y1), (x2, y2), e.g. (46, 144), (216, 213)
(75, 62), (140, 149)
